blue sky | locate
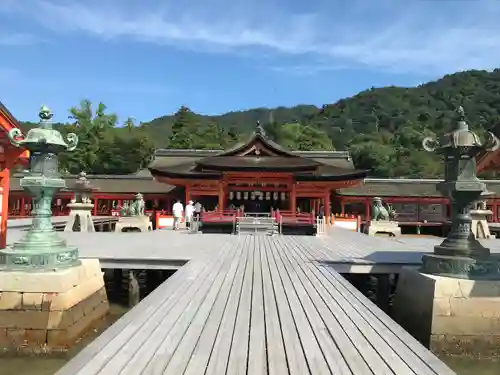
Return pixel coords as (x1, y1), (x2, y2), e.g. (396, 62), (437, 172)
(1, 0), (500, 124)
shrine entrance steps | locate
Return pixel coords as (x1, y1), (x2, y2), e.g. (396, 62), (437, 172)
(236, 216), (278, 235)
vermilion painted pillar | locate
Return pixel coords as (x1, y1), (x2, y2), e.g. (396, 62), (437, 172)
(20, 197), (25, 217)
(0, 168), (10, 249)
(290, 183), (296, 213)
(325, 190), (331, 219)
(185, 184), (191, 204)
(218, 184), (225, 212)
(364, 200), (370, 220)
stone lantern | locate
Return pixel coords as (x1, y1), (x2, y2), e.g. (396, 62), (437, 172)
(421, 105), (500, 279)
(0, 105), (80, 269)
(0, 106), (109, 354)
(392, 107), (500, 355)
(64, 171), (97, 232)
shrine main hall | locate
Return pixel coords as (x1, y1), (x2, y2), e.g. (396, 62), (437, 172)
(148, 127), (369, 218)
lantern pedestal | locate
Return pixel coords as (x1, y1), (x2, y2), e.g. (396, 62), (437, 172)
(65, 202), (95, 232)
(470, 207), (495, 239)
(0, 259), (108, 354)
(365, 220), (401, 237)
(393, 267), (500, 358)
(115, 215), (152, 232)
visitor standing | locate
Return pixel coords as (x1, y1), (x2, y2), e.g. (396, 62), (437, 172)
(172, 200), (184, 230)
(194, 200), (202, 221)
(185, 200), (194, 229)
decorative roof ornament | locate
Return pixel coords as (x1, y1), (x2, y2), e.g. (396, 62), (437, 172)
(255, 120), (266, 136)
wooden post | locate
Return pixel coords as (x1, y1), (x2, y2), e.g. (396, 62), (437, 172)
(340, 198), (345, 215)
(20, 197), (25, 217)
(0, 169), (9, 249)
(218, 183), (225, 212)
(324, 190), (331, 219)
(290, 183), (296, 213)
(364, 199), (370, 220)
(185, 184), (191, 204)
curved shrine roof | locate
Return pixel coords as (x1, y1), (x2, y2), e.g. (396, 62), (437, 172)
(149, 128), (369, 182)
(197, 156), (321, 171)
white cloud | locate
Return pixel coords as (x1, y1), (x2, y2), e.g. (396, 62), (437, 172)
(7, 0), (500, 75)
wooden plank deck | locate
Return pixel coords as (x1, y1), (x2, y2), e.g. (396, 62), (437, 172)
(5, 230), (224, 269)
(56, 235), (456, 375)
(6, 225), (500, 272)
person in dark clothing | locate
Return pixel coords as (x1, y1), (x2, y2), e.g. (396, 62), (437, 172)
(318, 204), (325, 219)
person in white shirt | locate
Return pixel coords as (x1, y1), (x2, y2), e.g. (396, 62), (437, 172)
(172, 200), (184, 230)
(185, 200), (195, 229)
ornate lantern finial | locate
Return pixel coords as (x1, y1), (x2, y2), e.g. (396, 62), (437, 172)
(420, 106), (500, 280)
(39, 105), (53, 121)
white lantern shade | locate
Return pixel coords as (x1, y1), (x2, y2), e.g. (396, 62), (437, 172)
(273, 192), (278, 200)
(266, 192), (270, 200)
(244, 192), (248, 200)
(236, 191), (241, 200)
(281, 192), (286, 200)
(229, 191), (234, 200)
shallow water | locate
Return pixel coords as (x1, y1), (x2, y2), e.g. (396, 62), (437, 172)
(0, 304), (128, 375)
(0, 305), (498, 375)
(443, 357), (500, 375)
(1, 351), (499, 375)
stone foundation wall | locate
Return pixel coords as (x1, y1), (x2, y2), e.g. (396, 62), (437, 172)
(0, 259), (109, 354)
(393, 267), (500, 357)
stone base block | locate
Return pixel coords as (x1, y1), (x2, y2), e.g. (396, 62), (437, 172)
(0, 259), (109, 354)
(115, 216), (152, 232)
(366, 221), (401, 237)
(393, 267), (500, 357)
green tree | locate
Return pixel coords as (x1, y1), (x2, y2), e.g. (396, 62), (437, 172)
(168, 106), (199, 149)
(124, 117), (136, 133)
(60, 100), (118, 174)
(193, 122), (224, 149)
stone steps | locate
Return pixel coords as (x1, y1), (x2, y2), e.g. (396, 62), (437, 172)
(236, 217), (278, 235)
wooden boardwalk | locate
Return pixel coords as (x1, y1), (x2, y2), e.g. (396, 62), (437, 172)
(56, 235), (455, 375)
(7, 225), (500, 272)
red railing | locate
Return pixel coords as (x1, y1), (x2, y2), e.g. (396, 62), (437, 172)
(274, 210), (315, 225)
(201, 209), (242, 223)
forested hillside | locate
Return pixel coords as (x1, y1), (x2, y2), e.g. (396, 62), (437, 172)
(18, 69), (500, 178)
